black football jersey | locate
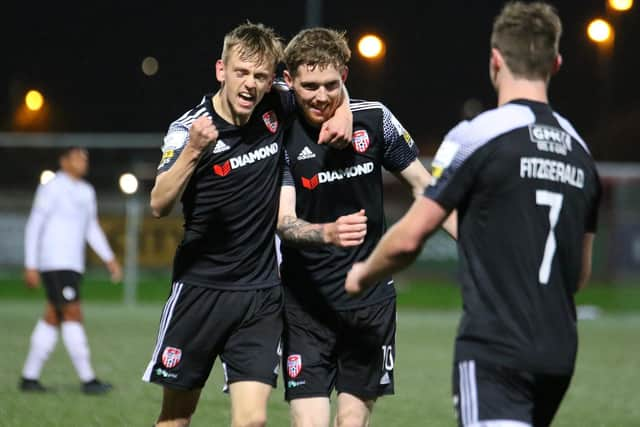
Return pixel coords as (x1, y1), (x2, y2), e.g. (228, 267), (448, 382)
(157, 89), (294, 289)
(425, 99), (601, 374)
(281, 100), (418, 310)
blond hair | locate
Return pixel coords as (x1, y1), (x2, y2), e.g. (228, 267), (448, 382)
(491, 1), (562, 80)
(221, 22), (284, 70)
(284, 27), (351, 76)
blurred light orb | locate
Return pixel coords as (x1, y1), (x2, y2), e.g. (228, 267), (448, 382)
(141, 56), (159, 76)
(40, 170), (55, 185)
(25, 90), (44, 111)
(358, 35), (385, 59)
(119, 173), (139, 195)
(609, 0), (633, 11)
(587, 19), (613, 43)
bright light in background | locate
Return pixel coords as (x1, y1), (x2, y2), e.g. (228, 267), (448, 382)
(358, 35), (385, 59)
(141, 56), (159, 76)
(587, 19), (613, 43)
(609, 0), (633, 11)
(119, 173), (139, 195)
(40, 170), (55, 185)
(25, 90), (44, 111)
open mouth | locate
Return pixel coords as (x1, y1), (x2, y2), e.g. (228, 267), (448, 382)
(238, 92), (256, 107)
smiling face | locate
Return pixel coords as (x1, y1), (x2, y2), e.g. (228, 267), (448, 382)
(215, 46), (275, 125)
(285, 63), (346, 127)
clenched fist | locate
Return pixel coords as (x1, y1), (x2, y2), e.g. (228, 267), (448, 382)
(188, 116), (219, 153)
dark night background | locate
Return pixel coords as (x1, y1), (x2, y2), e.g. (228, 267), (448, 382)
(2, 0), (639, 160)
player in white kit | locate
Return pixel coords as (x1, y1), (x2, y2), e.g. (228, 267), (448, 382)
(20, 147), (122, 394)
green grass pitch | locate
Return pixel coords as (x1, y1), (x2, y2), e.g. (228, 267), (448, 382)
(2, 299), (639, 426)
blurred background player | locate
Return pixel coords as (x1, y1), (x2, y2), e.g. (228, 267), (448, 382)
(346, 2), (601, 426)
(20, 146), (122, 395)
(142, 22), (352, 427)
(277, 28), (455, 427)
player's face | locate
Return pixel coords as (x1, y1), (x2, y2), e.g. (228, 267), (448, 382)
(216, 47), (275, 124)
(286, 64), (346, 127)
(62, 149), (89, 178)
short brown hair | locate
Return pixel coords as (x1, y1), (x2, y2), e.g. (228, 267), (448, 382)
(221, 22), (284, 71)
(491, 1), (562, 80)
(284, 28), (351, 76)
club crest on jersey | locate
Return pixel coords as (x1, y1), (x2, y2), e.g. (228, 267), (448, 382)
(352, 130), (370, 153)
(263, 110), (278, 133)
(213, 160), (232, 177)
(161, 347), (182, 369)
(287, 354), (302, 378)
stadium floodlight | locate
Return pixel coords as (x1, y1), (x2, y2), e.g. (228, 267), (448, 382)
(39, 170), (55, 185)
(119, 172), (141, 305)
(119, 173), (139, 195)
(25, 90), (44, 112)
(587, 18), (613, 44)
(358, 34), (385, 60)
(141, 56), (159, 76)
(609, 0), (633, 12)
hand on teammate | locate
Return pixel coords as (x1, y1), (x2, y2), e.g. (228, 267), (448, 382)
(325, 209), (367, 247)
(24, 268), (41, 289)
(318, 111), (353, 149)
(188, 116), (219, 154)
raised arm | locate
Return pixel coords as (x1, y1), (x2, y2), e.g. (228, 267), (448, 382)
(394, 160), (458, 240)
(150, 116), (218, 217)
(318, 86), (353, 147)
(345, 197), (447, 294)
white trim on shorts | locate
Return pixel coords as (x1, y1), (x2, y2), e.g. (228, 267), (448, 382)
(142, 281), (184, 381)
(458, 360), (532, 427)
(467, 421), (531, 427)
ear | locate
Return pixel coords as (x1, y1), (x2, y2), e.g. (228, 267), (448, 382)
(215, 59), (225, 83)
(283, 69), (294, 88)
(490, 48), (504, 74)
(552, 54), (562, 75)
(341, 66), (349, 83)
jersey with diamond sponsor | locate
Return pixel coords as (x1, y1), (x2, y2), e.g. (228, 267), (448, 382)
(425, 99), (601, 374)
(157, 90), (294, 289)
(281, 100), (418, 310)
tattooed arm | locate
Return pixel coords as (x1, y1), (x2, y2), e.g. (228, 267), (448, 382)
(277, 186), (367, 248)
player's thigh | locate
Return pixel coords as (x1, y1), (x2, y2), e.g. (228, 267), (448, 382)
(532, 373), (572, 427)
(221, 286), (284, 389)
(336, 298), (396, 400)
(452, 360), (534, 427)
(335, 392), (375, 427)
(157, 386), (202, 424)
(289, 397), (331, 427)
(41, 270), (82, 309)
(228, 381), (272, 427)
(282, 303), (338, 401)
(144, 282), (244, 390)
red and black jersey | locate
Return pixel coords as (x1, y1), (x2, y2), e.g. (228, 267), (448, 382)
(157, 89), (294, 289)
(281, 100), (418, 310)
(425, 99), (602, 374)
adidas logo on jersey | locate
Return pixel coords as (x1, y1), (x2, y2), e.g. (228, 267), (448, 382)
(297, 146), (316, 160)
(213, 140), (231, 154)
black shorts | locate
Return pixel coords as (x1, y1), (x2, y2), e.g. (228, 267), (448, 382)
(283, 298), (396, 401)
(41, 270), (82, 307)
(452, 360), (572, 427)
(142, 282), (283, 391)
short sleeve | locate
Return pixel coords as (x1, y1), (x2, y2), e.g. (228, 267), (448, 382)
(157, 122), (189, 173)
(381, 105), (418, 172)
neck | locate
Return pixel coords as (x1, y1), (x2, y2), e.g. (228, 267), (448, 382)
(61, 170), (81, 180)
(497, 77), (549, 106)
(212, 91), (250, 126)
